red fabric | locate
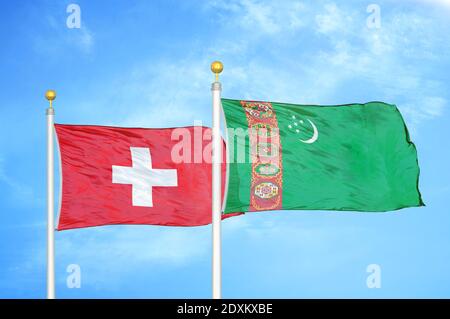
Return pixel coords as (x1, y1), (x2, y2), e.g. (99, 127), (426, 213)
(55, 124), (239, 230)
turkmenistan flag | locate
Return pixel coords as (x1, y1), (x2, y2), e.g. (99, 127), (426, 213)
(222, 99), (424, 214)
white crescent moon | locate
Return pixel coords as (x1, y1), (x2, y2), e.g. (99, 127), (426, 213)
(300, 119), (318, 144)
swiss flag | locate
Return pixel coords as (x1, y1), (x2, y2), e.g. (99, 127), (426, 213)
(55, 124), (239, 230)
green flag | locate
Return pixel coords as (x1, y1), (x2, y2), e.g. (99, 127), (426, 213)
(222, 99), (423, 213)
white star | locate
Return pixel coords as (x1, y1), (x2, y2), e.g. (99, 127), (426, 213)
(292, 115), (296, 119)
(294, 122), (298, 126)
(300, 120), (304, 124)
(288, 124), (292, 129)
(295, 129), (300, 133)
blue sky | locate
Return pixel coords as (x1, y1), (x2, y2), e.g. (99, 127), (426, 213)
(1, 0), (450, 298)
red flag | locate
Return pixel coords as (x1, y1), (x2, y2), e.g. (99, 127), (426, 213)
(55, 124), (239, 230)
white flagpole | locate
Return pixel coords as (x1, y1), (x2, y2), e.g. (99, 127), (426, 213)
(45, 90), (56, 299)
(211, 61), (223, 299)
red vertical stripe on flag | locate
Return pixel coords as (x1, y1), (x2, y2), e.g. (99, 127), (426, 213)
(240, 101), (283, 211)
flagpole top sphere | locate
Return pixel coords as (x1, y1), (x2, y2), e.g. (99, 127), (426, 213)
(211, 61), (223, 81)
(45, 90), (57, 102)
(211, 61), (223, 74)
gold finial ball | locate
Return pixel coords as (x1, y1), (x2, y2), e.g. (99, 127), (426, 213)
(211, 61), (223, 74)
(45, 90), (56, 101)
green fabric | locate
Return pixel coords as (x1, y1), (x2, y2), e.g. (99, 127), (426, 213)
(222, 98), (424, 213)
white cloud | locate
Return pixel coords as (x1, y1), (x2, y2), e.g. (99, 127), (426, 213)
(315, 3), (352, 35)
(89, 1), (447, 135)
(57, 227), (209, 268)
(52, 217), (249, 288)
(32, 14), (94, 56)
(418, 0), (450, 8)
(75, 27), (94, 53)
(205, 0), (306, 36)
(118, 59), (212, 127)
(0, 156), (38, 206)
(402, 96), (447, 127)
(309, 3), (447, 131)
(423, 97), (447, 117)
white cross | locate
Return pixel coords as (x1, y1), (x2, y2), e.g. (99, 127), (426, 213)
(112, 147), (178, 207)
